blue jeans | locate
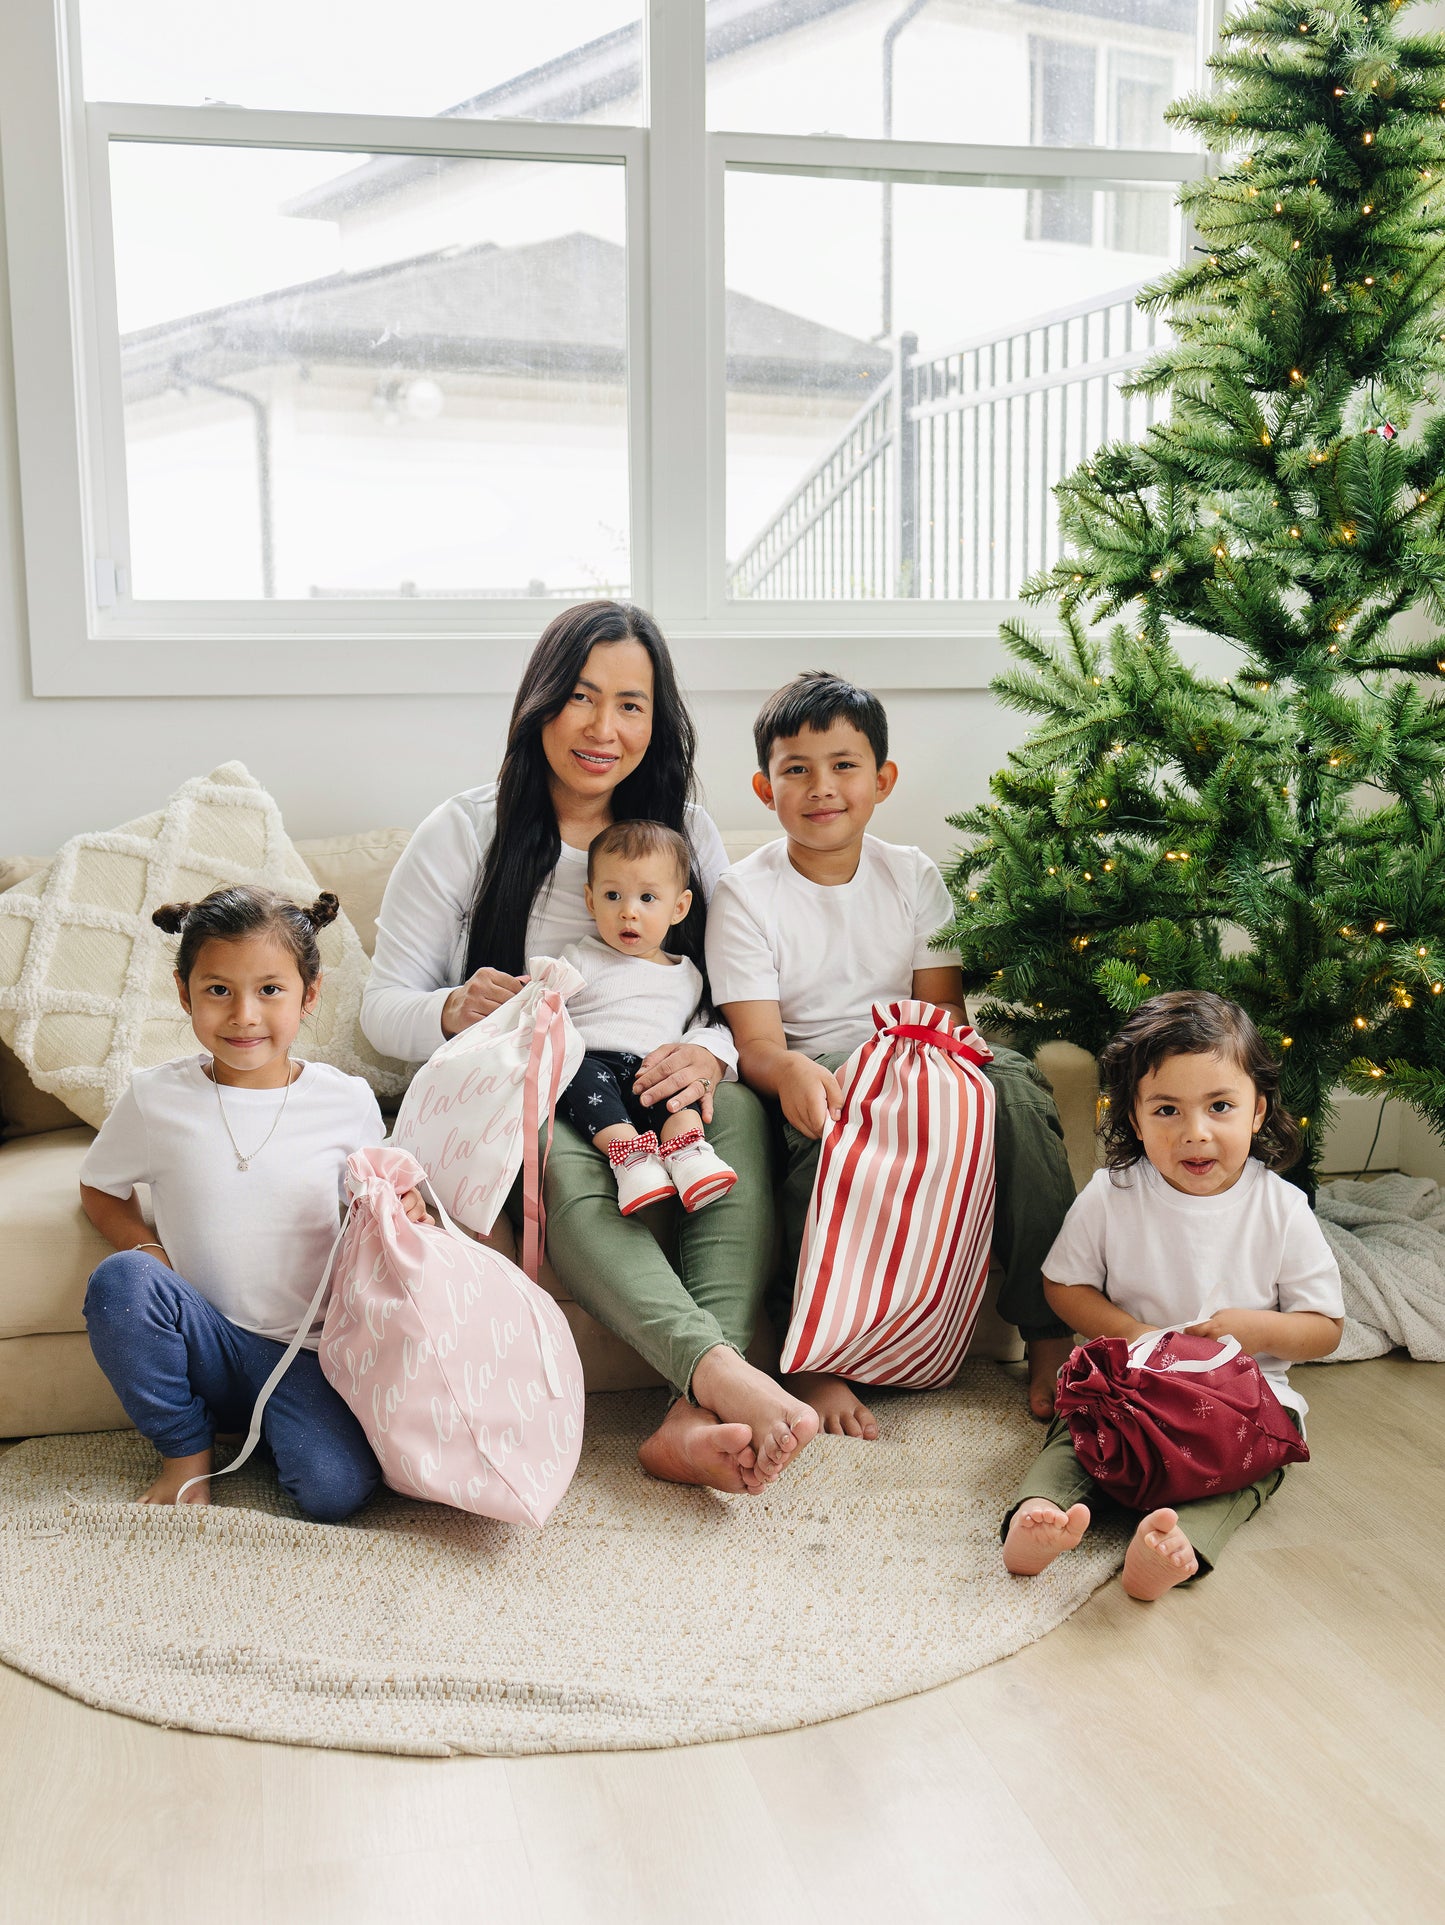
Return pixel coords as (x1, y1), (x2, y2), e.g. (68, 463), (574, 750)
(84, 1250), (380, 1523)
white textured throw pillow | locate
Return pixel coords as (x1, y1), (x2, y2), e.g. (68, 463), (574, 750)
(0, 762), (409, 1128)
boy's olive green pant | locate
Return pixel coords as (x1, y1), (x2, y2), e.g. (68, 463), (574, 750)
(512, 1080), (776, 1400)
(772, 1045), (1074, 1345)
(1002, 1410), (1300, 1577)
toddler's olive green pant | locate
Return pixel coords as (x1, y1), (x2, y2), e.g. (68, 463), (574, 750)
(773, 1044), (1074, 1344)
(517, 1080), (775, 1399)
(1002, 1411), (1300, 1577)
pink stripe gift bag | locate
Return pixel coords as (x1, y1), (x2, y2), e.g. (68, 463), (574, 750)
(780, 1001), (997, 1389)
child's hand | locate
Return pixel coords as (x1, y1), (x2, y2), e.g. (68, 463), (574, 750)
(779, 1055), (844, 1139)
(399, 1188), (432, 1226)
(1185, 1309), (1271, 1352)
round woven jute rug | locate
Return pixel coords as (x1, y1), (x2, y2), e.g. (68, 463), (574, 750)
(0, 1368), (1125, 1756)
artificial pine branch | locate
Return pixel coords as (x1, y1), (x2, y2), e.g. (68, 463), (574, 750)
(943, 0), (1445, 1195)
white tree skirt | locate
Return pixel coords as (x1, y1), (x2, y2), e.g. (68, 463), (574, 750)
(0, 1370), (1124, 1756)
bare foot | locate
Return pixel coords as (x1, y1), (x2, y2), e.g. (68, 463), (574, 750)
(787, 1371), (880, 1440)
(690, 1346), (820, 1482)
(1122, 1507), (1199, 1600)
(638, 1400), (762, 1496)
(140, 1448), (213, 1506)
(1002, 1498), (1091, 1575)
(1026, 1336), (1074, 1421)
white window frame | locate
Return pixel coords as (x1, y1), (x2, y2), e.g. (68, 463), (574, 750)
(1, 0), (1221, 698)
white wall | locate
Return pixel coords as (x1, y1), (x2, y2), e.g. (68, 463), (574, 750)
(0, 140), (1020, 862)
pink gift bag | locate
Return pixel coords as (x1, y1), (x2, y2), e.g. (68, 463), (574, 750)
(188, 1146), (585, 1526)
(781, 1001), (997, 1389)
(392, 953), (585, 1277)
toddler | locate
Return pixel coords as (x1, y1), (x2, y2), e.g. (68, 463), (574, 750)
(1002, 990), (1344, 1599)
(558, 820), (737, 1215)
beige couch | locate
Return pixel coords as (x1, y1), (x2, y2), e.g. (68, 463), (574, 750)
(0, 831), (1101, 1439)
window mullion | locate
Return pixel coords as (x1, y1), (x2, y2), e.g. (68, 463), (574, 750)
(644, 0), (711, 627)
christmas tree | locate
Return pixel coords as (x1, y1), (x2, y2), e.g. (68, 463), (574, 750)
(945, 0), (1445, 1193)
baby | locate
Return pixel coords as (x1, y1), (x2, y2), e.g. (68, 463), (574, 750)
(558, 820), (738, 1215)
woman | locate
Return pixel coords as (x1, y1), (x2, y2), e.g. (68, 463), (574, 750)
(362, 601), (819, 1493)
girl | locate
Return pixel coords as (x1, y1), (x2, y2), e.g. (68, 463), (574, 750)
(80, 885), (425, 1520)
(1001, 990), (1344, 1600)
(557, 819), (737, 1216)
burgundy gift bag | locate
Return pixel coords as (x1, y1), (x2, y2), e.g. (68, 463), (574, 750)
(1054, 1327), (1309, 1513)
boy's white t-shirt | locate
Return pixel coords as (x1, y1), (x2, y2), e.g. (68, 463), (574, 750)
(558, 935), (732, 1069)
(704, 834), (956, 1058)
(80, 1056), (385, 1346)
(1043, 1157), (1344, 1421)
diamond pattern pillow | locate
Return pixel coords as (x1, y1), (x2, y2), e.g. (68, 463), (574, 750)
(0, 762), (409, 1129)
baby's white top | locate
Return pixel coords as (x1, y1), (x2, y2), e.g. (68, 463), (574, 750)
(704, 834), (956, 1058)
(557, 934), (733, 1072)
(362, 782), (733, 1066)
(1043, 1157), (1345, 1421)
(80, 1055), (384, 1346)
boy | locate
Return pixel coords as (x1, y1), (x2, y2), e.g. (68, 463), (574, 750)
(706, 671), (1075, 1434)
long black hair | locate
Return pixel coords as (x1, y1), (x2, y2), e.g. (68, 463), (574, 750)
(465, 600), (707, 981)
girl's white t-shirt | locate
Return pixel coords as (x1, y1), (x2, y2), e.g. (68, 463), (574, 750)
(1043, 1157), (1344, 1420)
(704, 834), (956, 1058)
(80, 1056), (385, 1346)
(361, 783), (734, 1068)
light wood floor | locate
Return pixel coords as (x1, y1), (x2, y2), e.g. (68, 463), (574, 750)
(1, 1355), (1441, 1925)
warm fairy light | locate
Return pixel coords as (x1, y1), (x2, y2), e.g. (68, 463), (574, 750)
(1103, 860), (1114, 871)
(1260, 431), (1271, 446)
(1363, 205), (1374, 214)
(1214, 543), (1227, 557)
(1365, 275), (1375, 285)
(1334, 87), (1345, 96)
(1289, 369), (1304, 382)
(1151, 566), (1164, 579)
(1292, 239), (1301, 249)
(1097, 799), (1107, 809)
(1370, 1066), (1385, 1078)
(1083, 871), (1093, 881)
(1329, 755), (1341, 765)
(1289, 526), (1301, 538)
(1363, 132), (1373, 144)
(1355, 1016), (1368, 1029)
(1340, 926), (1354, 937)
(1282, 1036), (1293, 1047)
(1275, 201), (1284, 213)
(1047, 866), (1057, 874)
(1434, 983), (1443, 994)
(1328, 645), (1339, 654)
(967, 890), (979, 901)
(1418, 946), (1428, 957)
(1375, 921), (1389, 932)
(1321, 282), (1331, 293)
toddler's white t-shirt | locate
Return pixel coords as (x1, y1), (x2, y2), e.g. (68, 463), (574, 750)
(705, 834), (956, 1058)
(80, 1056), (385, 1346)
(558, 935), (732, 1070)
(1043, 1157), (1344, 1420)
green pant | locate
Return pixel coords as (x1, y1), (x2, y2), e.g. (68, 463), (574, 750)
(526, 1080), (776, 1399)
(773, 1044), (1073, 1344)
(1002, 1412), (1298, 1577)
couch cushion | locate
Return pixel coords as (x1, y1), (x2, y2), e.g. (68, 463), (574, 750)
(0, 858), (83, 1141)
(294, 829), (412, 959)
(0, 1128), (118, 1339)
(0, 763), (410, 1129)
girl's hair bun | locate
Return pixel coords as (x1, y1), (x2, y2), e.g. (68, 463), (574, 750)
(151, 901), (193, 934)
(308, 891), (341, 929)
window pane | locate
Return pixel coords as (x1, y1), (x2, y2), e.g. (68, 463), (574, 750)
(724, 171), (1177, 601)
(707, 0), (1199, 151)
(80, 1), (642, 123)
(112, 143), (630, 600)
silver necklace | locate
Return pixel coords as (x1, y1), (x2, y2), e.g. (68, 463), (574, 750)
(210, 1059), (295, 1172)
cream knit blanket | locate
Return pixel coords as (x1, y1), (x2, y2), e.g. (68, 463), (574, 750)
(1314, 1174), (1445, 1363)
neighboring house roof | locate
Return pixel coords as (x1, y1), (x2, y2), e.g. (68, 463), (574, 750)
(120, 231), (890, 403)
(283, 0), (861, 225)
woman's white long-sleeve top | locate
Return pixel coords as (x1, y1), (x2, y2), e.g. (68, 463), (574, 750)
(360, 782), (738, 1075)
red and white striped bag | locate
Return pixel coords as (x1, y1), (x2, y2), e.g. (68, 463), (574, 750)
(780, 1001), (996, 1388)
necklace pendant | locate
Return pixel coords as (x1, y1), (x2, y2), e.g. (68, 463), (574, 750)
(236, 1156), (250, 1172)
